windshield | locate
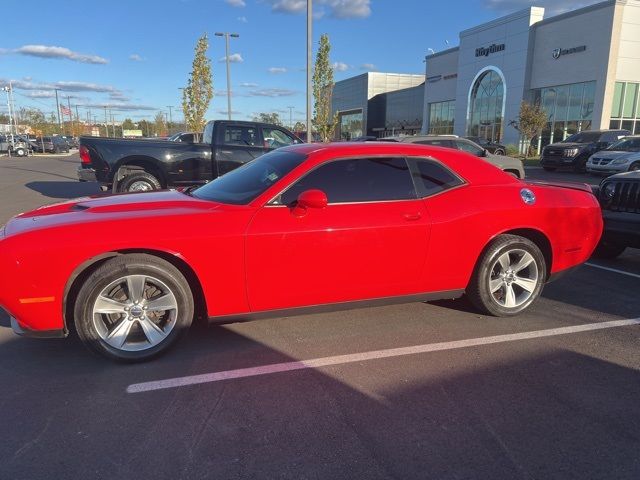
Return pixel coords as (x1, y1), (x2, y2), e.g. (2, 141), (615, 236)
(607, 138), (640, 152)
(562, 132), (601, 143)
(192, 150), (306, 204)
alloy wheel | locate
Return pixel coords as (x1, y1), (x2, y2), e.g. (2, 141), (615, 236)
(488, 249), (539, 308)
(92, 274), (178, 352)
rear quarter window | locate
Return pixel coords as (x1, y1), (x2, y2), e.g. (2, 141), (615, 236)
(407, 158), (464, 197)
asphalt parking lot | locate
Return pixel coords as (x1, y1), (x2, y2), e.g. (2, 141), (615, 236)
(1, 154), (639, 479)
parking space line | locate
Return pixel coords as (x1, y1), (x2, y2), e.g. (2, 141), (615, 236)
(127, 318), (640, 394)
(585, 262), (640, 279)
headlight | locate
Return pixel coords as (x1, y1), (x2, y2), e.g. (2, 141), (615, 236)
(602, 182), (616, 199)
(563, 148), (580, 157)
(612, 157), (630, 165)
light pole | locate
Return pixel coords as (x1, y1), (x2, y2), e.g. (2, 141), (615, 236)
(215, 32), (239, 120)
(54, 88), (62, 132)
(166, 105), (173, 133)
(306, 0), (312, 143)
(1, 85), (14, 136)
(287, 106), (294, 129)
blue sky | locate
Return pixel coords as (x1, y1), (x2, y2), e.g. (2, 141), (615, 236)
(0, 0), (593, 126)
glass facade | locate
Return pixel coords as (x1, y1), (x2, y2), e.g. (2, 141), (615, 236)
(532, 81), (595, 147)
(428, 100), (455, 134)
(338, 110), (364, 140)
(609, 81), (640, 134)
(468, 70), (504, 142)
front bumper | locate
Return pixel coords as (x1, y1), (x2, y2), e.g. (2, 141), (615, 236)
(540, 156), (578, 167)
(586, 164), (627, 174)
(10, 316), (66, 338)
(602, 210), (640, 248)
(77, 166), (97, 182)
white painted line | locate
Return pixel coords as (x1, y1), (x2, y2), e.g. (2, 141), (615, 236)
(127, 318), (640, 394)
(585, 262), (640, 280)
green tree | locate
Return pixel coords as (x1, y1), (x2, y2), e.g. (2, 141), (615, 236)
(154, 112), (166, 137)
(122, 118), (135, 131)
(0, 113), (9, 124)
(293, 121), (306, 133)
(511, 101), (548, 157)
(182, 34), (213, 133)
(312, 34), (338, 142)
(252, 112), (283, 126)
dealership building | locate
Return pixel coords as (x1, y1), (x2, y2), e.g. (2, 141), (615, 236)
(331, 0), (640, 149)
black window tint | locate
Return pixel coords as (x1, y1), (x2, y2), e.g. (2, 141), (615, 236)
(224, 126), (258, 146)
(409, 158), (463, 197)
(280, 157), (416, 205)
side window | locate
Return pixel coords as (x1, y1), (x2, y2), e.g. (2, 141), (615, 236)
(224, 126), (258, 146)
(203, 122), (214, 144)
(415, 139), (452, 147)
(408, 158), (463, 197)
(263, 128), (295, 149)
(279, 157), (416, 205)
(455, 140), (484, 156)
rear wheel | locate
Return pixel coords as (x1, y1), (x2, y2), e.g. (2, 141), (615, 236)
(467, 235), (546, 316)
(14, 147), (26, 157)
(494, 148), (505, 156)
(118, 171), (162, 193)
(73, 254), (194, 362)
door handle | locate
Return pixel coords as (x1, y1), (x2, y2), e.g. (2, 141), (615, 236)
(403, 212), (422, 221)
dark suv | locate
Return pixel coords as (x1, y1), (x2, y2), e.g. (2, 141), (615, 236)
(593, 170), (640, 258)
(34, 136), (70, 154)
(540, 129), (630, 172)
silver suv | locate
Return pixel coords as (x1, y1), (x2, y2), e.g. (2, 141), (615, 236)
(383, 135), (525, 179)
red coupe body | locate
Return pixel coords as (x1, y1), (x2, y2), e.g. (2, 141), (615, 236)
(0, 143), (602, 338)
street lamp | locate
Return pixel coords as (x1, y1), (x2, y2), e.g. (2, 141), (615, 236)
(306, 1), (312, 143)
(215, 32), (239, 120)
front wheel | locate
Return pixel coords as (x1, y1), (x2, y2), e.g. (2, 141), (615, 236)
(14, 147), (26, 157)
(73, 254), (194, 362)
(629, 162), (640, 172)
(494, 149), (505, 156)
(466, 235), (546, 316)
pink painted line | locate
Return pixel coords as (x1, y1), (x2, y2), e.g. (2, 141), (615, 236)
(127, 318), (640, 393)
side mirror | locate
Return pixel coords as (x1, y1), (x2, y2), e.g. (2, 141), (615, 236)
(292, 189), (327, 216)
(481, 149), (488, 157)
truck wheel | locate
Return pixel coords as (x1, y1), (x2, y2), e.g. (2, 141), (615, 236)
(73, 254), (194, 362)
(592, 241), (626, 259)
(14, 147), (26, 157)
(118, 172), (162, 193)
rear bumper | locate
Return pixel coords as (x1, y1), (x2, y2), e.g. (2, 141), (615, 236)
(77, 166), (97, 182)
(11, 316), (66, 338)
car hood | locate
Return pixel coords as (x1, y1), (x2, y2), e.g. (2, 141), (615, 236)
(4, 190), (221, 237)
(590, 150), (640, 161)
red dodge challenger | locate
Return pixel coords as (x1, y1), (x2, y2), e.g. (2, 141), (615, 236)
(0, 143), (602, 361)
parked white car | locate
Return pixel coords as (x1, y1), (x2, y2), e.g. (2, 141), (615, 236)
(586, 136), (640, 174)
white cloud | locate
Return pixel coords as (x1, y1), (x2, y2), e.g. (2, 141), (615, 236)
(332, 61), (349, 71)
(219, 53), (244, 63)
(247, 88), (297, 97)
(268, 67), (287, 74)
(240, 82), (258, 87)
(129, 53), (144, 61)
(269, 0), (370, 18)
(484, 0), (597, 14)
(216, 109), (242, 115)
(237, 15), (248, 22)
(0, 78), (118, 94)
(360, 63), (376, 71)
(225, 0), (246, 6)
(81, 102), (157, 111)
(14, 45), (108, 64)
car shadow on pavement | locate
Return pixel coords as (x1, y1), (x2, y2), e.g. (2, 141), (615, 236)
(25, 181), (101, 199)
(0, 312), (639, 480)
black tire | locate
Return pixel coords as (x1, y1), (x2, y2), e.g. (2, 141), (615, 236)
(466, 234), (546, 317)
(542, 166), (556, 172)
(118, 171), (162, 193)
(14, 147), (26, 157)
(73, 254), (194, 362)
(629, 162), (640, 172)
(573, 156), (588, 173)
(592, 241), (626, 259)
(494, 149), (505, 156)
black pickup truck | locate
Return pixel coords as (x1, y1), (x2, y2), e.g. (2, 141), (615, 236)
(78, 120), (302, 192)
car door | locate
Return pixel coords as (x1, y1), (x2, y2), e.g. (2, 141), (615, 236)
(216, 124), (264, 176)
(245, 156), (431, 312)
